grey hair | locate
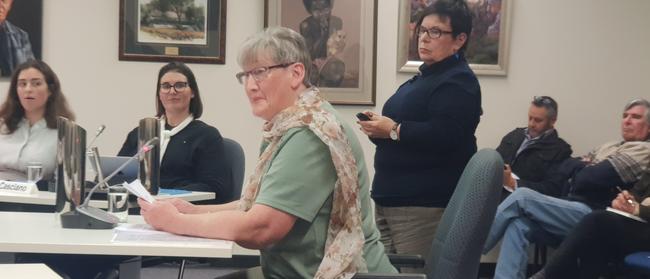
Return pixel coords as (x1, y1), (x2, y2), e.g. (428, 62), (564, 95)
(624, 98), (650, 124)
(237, 27), (312, 87)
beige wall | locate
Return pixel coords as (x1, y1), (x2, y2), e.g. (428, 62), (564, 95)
(1, 0), (649, 180)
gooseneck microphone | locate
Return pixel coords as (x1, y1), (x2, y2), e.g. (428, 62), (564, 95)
(81, 137), (159, 208)
(86, 124), (106, 148)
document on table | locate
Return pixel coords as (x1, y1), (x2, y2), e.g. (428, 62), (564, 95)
(112, 223), (232, 249)
(606, 207), (647, 223)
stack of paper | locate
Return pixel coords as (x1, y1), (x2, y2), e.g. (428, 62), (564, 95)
(112, 223), (232, 249)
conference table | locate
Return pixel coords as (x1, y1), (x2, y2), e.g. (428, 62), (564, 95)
(0, 189), (216, 208)
(0, 211), (258, 278)
(0, 263), (62, 279)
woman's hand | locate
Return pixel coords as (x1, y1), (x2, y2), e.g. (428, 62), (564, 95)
(357, 111), (397, 139)
(611, 191), (639, 215)
(138, 198), (181, 231)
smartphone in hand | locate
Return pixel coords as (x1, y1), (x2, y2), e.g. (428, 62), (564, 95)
(356, 112), (371, 121)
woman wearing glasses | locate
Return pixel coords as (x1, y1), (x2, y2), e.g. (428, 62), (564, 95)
(138, 27), (396, 278)
(118, 62), (230, 204)
(357, 0), (482, 265)
(0, 60), (75, 182)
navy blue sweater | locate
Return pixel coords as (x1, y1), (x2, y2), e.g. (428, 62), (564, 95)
(371, 55), (482, 207)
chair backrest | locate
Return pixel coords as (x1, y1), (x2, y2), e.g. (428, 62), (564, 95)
(220, 138), (245, 203)
(425, 148), (504, 279)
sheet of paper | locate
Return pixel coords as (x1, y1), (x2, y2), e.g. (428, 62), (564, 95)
(503, 172), (520, 192)
(122, 179), (155, 203)
(606, 207), (647, 223)
(111, 223), (233, 249)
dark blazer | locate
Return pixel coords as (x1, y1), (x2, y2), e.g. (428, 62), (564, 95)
(118, 120), (232, 204)
(371, 54), (482, 207)
(497, 128), (572, 197)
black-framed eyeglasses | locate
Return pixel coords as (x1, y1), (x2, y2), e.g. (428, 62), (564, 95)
(417, 27), (453, 39)
(160, 82), (188, 93)
(532, 96), (558, 112)
(235, 63), (295, 84)
(533, 96), (553, 105)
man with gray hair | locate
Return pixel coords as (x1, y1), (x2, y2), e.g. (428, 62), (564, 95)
(497, 96), (573, 197)
(483, 98), (650, 279)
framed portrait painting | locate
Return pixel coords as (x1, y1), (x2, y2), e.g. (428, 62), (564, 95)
(2, 0), (42, 77)
(265, 0), (377, 105)
(119, 0), (227, 64)
(397, 0), (510, 75)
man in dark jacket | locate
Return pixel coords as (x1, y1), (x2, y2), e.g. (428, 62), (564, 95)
(497, 96), (572, 197)
(483, 98), (650, 279)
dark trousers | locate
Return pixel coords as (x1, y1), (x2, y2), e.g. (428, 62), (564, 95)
(544, 210), (650, 278)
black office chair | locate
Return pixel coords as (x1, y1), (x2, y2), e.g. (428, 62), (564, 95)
(217, 149), (504, 279)
(220, 138), (246, 203)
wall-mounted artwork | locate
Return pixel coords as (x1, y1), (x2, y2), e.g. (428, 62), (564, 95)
(1, 0), (42, 77)
(265, 0), (377, 105)
(397, 0), (510, 75)
(119, 0), (227, 64)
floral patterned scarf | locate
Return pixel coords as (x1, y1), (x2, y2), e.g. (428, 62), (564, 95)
(238, 87), (367, 278)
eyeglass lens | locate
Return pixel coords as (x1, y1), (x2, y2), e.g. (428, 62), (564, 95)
(161, 82), (188, 92)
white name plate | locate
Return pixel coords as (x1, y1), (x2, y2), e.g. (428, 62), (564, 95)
(0, 180), (38, 195)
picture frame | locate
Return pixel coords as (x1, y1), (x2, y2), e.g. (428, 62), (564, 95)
(397, 0), (510, 75)
(2, 0), (42, 77)
(265, 0), (377, 105)
(119, 0), (227, 64)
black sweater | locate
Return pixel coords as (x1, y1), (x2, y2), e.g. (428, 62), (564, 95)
(118, 120), (231, 204)
(497, 128), (573, 197)
(371, 55), (482, 207)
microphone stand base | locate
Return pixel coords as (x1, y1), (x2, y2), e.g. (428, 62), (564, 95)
(60, 210), (116, 229)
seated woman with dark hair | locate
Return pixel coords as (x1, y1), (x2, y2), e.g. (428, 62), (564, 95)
(118, 62), (231, 204)
(0, 59), (75, 183)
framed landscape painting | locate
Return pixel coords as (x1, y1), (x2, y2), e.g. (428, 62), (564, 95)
(119, 0), (227, 64)
(265, 0), (377, 105)
(397, 0), (510, 75)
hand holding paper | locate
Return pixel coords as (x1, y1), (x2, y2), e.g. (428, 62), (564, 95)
(122, 179), (155, 203)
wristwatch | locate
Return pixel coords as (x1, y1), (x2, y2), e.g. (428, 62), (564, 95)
(389, 123), (400, 141)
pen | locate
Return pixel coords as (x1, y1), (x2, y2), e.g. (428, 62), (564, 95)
(616, 186), (635, 205)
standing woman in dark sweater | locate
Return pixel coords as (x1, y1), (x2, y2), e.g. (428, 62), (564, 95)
(118, 62), (231, 204)
(358, 0), (481, 263)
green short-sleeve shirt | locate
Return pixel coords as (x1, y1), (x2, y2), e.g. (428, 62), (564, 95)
(255, 104), (396, 278)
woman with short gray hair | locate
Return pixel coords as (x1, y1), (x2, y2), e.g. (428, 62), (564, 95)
(139, 27), (396, 278)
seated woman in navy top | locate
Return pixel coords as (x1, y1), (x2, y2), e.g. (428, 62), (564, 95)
(118, 62), (231, 204)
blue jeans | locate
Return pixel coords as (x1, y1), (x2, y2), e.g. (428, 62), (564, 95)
(482, 188), (593, 279)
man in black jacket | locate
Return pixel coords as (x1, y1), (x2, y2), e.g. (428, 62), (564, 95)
(484, 98), (650, 279)
(497, 96), (572, 197)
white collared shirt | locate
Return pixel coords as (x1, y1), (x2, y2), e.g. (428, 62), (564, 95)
(0, 118), (57, 181)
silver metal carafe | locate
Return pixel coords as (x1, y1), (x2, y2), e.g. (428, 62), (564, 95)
(55, 117), (86, 212)
(138, 117), (160, 195)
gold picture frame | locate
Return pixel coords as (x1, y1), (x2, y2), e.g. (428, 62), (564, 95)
(119, 0), (227, 64)
(265, 0), (377, 105)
